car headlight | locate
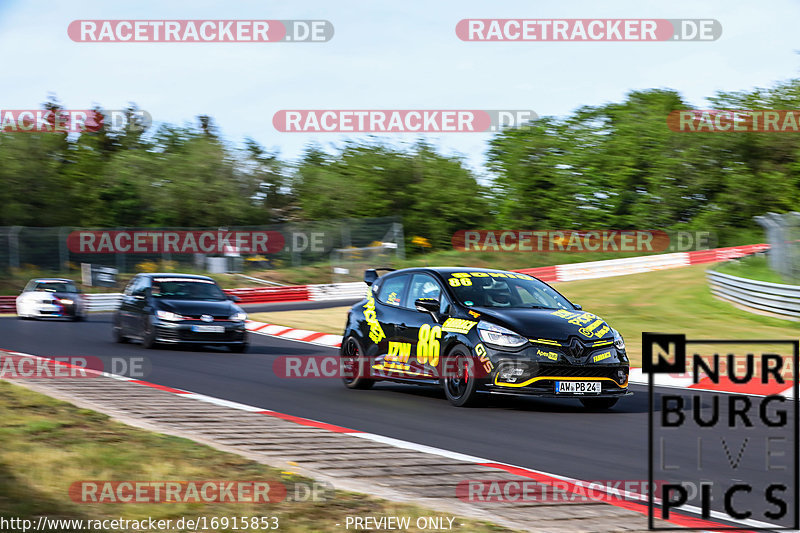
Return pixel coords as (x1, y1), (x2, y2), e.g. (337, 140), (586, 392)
(613, 329), (626, 351)
(230, 311), (247, 321)
(156, 310), (184, 321)
(58, 299), (73, 305)
(477, 321), (527, 348)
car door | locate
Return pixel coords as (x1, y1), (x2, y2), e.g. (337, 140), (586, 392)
(130, 276), (152, 334)
(397, 273), (449, 378)
(371, 273), (410, 372)
(119, 276), (141, 333)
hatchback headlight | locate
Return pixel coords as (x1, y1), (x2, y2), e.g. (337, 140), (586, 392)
(477, 321), (527, 348)
(613, 329), (626, 351)
(156, 310), (184, 321)
(230, 311), (247, 321)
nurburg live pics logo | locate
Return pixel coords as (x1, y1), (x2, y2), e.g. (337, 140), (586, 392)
(644, 333), (799, 530)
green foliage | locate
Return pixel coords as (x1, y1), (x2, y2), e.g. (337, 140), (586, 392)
(3, 81), (800, 250)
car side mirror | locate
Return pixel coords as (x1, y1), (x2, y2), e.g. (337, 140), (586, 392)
(573, 303), (582, 310)
(228, 294), (241, 302)
(364, 269), (378, 286)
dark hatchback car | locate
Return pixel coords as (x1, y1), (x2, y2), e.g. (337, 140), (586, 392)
(113, 273), (248, 352)
(340, 267), (630, 408)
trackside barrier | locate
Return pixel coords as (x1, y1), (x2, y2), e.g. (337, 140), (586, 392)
(308, 282), (367, 301)
(224, 286), (311, 304)
(86, 293), (123, 312)
(0, 245), (771, 310)
(0, 296), (15, 313)
(516, 244), (768, 283)
(707, 270), (800, 321)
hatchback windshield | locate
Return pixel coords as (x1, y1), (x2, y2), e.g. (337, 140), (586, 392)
(32, 282), (77, 293)
(151, 278), (227, 301)
(448, 273), (573, 309)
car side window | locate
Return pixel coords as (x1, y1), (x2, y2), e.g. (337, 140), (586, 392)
(124, 277), (139, 296)
(376, 274), (408, 306)
(406, 274), (449, 313)
(134, 277), (151, 296)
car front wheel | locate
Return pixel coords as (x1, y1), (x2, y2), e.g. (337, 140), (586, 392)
(443, 346), (484, 407)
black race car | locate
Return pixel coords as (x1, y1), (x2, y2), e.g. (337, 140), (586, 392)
(340, 267), (630, 408)
(112, 273), (248, 352)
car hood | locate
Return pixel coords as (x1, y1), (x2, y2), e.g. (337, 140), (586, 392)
(469, 307), (614, 341)
(156, 299), (236, 317)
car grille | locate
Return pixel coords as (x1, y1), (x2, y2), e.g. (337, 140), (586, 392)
(535, 364), (624, 379)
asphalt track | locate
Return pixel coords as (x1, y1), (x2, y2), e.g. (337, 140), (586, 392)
(1, 314), (796, 528)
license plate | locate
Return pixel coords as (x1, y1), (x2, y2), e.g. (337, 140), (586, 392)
(191, 325), (225, 333)
(556, 381), (601, 394)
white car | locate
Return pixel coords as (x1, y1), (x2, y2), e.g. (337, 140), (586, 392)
(16, 278), (87, 321)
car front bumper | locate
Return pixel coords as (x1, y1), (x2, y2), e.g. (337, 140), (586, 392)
(153, 320), (248, 345)
(481, 343), (630, 397)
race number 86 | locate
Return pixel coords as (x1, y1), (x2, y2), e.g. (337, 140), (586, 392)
(417, 324), (441, 366)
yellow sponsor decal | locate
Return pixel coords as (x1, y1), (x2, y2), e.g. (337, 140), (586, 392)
(530, 338), (561, 346)
(417, 324), (441, 367)
(441, 317), (477, 334)
(537, 349), (559, 361)
(363, 292), (386, 344)
(468, 310), (481, 319)
(385, 341), (411, 368)
(593, 351), (612, 362)
(475, 343), (493, 373)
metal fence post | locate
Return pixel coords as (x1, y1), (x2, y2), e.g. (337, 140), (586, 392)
(9, 226), (21, 270)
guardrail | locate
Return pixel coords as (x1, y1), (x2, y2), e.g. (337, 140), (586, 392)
(224, 286), (311, 304)
(86, 293), (123, 312)
(707, 270), (800, 321)
(0, 296), (15, 313)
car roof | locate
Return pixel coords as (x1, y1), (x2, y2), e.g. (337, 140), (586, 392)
(140, 273), (215, 281)
(386, 267), (521, 276)
(32, 278), (75, 283)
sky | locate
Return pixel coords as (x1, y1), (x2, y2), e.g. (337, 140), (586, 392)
(1, 0), (798, 173)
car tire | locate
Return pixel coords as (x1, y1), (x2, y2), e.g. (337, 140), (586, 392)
(341, 336), (375, 390)
(443, 346), (485, 407)
(142, 318), (158, 349)
(230, 343), (249, 353)
(113, 324), (129, 344)
(580, 397), (619, 410)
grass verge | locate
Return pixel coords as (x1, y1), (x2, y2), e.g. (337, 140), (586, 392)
(0, 381), (511, 532)
(714, 254), (790, 285)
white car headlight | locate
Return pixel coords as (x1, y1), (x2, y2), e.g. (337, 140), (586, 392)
(477, 321), (527, 348)
(58, 299), (73, 305)
(230, 311), (247, 321)
(156, 310), (184, 321)
(613, 329), (626, 350)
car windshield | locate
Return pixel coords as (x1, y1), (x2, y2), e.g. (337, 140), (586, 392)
(151, 278), (227, 301)
(446, 272), (573, 309)
(33, 282), (76, 293)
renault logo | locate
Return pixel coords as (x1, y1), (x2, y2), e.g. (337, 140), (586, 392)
(568, 337), (584, 358)
(201, 315), (213, 323)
